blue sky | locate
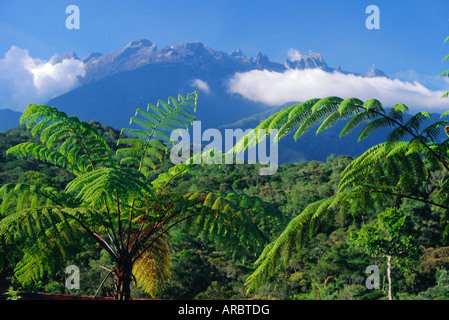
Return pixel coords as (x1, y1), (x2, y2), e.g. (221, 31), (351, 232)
(1, 0), (449, 112)
(1, 0), (448, 76)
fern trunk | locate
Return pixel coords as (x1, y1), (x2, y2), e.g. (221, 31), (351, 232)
(113, 259), (133, 300)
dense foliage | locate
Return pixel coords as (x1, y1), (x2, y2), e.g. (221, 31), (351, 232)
(0, 93), (279, 300)
(3, 37), (449, 299)
(1, 121), (448, 299)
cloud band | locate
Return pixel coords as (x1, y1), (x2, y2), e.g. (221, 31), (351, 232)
(228, 68), (449, 112)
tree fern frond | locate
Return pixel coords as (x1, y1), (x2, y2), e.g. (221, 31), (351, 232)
(294, 97), (343, 140)
(65, 167), (153, 206)
(403, 111), (431, 134)
(245, 199), (322, 294)
(134, 108), (161, 125)
(132, 234), (171, 297)
(152, 163), (190, 189)
(390, 103), (408, 117)
(282, 99), (320, 131)
(386, 126), (409, 143)
(179, 190), (274, 257)
(362, 98), (385, 113)
(17, 104), (116, 174)
(357, 117), (397, 142)
(0, 204), (85, 285)
(7, 142), (75, 173)
(316, 98), (362, 134)
(420, 120), (448, 142)
(117, 92), (198, 177)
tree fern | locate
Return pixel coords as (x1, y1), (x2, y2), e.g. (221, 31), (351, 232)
(240, 94), (449, 293)
(0, 91), (278, 299)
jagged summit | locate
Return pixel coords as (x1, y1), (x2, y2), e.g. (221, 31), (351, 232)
(53, 39), (388, 85)
(45, 38), (390, 143)
(230, 49), (244, 57)
(254, 52), (285, 72)
(118, 39), (157, 59)
(53, 51), (79, 64)
(255, 52), (268, 65)
(125, 39), (154, 48)
(284, 52), (331, 71)
(364, 65), (389, 78)
(82, 52), (103, 63)
(171, 41), (207, 51)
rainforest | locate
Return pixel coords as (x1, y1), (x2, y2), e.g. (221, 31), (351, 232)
(2, 92), (449, 301)
(1, 3), (449, 308)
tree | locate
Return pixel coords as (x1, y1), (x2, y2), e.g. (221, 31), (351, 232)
(239, 41), (449, 294)
(420, 246), (449, 272)
(351, 207), (420, 300)
(0, 92), (276, 300)
(242, 97), (449, 294)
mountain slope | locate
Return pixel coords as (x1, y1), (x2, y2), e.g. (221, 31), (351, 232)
(0, 109), (22, 131)
(49, 61), (271, 130)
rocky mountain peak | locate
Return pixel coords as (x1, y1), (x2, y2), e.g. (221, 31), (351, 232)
(125, 39), (154, 49)
(171, 41), (208, 52)
(230, 49), (244, 57)
(364, 65), (388, 78)
(53, 51), (79, 64)
(76, 39), (387, 86)
(82, 52), (103, 63)
(284, 52), (329, 71)
(255, 52), (269, 65)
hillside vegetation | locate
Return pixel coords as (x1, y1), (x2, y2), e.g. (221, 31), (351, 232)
(1, 123), (448, 300)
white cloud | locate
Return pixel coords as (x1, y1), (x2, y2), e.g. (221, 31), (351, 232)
(394, 69), (449, 92)
(228, 68), (449, 112)
(0, 46), (86, 111)
(191, 78), (211, 94)
(287, 48), (302, 62)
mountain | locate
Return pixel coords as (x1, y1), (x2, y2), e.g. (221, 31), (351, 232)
(48, 40), (276, 130)
(47, 39), (387, 131)
(0, 109), (22, 131)
(1, 39), (396, 163)
(284, 52), (332, 71)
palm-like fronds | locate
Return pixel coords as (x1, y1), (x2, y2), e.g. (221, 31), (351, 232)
(18, 104), (115, 174)
(0, 206), (84, 284)
(0, 91), (278, 299)
(132, 233), (171, 297)
(117, 92), (198, 178)
(240, 96), (449, 293)
(244, 198), (325, 293)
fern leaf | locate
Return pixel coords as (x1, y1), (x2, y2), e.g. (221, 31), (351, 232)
(294, 97), (343, 140)
(132, 235), (171, 297)
(117, 92), (198, 176)
(357, 117), (396, 142)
